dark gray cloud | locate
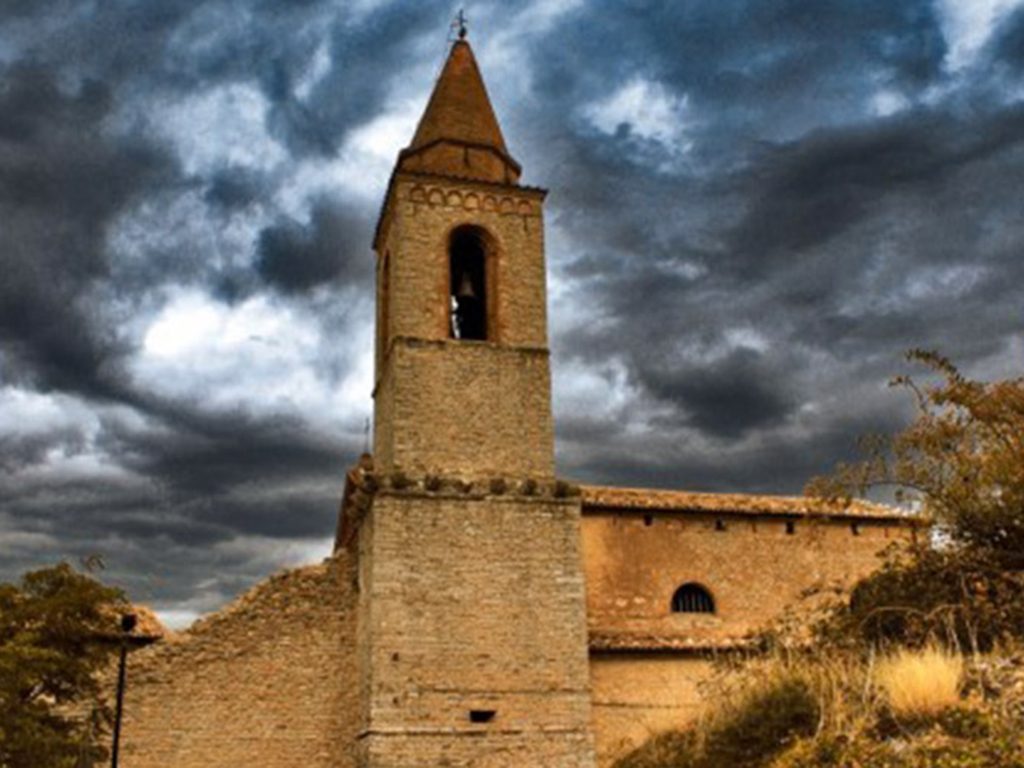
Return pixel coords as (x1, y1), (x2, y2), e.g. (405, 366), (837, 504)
(204, 166), (266, 210)
(642, 348), (796, 438)
(526, 0), (947, 158)
(0, 64), (177, 397)
(727, 104), (1024, 266)
(264, 2), (440, 156)
(256, 200), (372, 293)
(992, 5), (1024, 71)
(1, 0), (1022, 623)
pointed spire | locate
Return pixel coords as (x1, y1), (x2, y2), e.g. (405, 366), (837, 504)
(397, 39), (521, 184)
(409, 39), (508, 154)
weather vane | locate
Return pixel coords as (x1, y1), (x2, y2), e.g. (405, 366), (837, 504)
(454, 9), (468, 39)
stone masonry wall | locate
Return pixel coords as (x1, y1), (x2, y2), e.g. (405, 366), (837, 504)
(377, 338), (554, 477)
(373, 175), (552, 476)
(357, 487), (596, 767)
(111, 501), (911, 768)
(590, 654), (714, 767)
(583, 512), (907, 643)
(119, 556), (358, 768)
(583, 512), (913, 765)
(378, 175), (548, 348)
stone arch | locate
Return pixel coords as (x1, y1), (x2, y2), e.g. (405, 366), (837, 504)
(448, 224), (496, 341)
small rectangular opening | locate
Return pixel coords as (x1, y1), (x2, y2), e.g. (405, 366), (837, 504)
(714, 518), (726, 532)
(469, 709), (496, 724)
(785, 520), (796, 535)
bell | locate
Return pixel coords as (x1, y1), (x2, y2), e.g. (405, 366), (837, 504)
(456, 270), (477, 299)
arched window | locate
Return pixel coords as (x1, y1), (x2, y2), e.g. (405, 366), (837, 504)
(671, 583), (715, 614)
(449, 226), (488, 341)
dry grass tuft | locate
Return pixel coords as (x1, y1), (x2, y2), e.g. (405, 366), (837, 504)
(874, 645), (963, 718)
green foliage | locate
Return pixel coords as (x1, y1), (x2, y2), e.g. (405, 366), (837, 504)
(619, 352), (1024, 768)
(819, 546), (1024, 651)
(614, 670), (820, 768)
(703, 675), (819, 766)
(938, 707), (992, 740)
(779, 724), (1024, 768)
(808, 350), (1024, 649)
(613, 730), (699, 768)
(0, 563), (125, 768)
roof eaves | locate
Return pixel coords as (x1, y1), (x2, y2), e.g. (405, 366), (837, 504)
(580, 484), (920, 523)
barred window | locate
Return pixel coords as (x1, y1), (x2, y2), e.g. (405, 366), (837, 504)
(671, 583), (715, 614)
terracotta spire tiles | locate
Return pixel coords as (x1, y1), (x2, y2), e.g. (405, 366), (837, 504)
(397, 39), (521, 184)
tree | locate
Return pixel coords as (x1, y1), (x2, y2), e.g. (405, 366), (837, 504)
(807, 350), (1024, 649)
(0, 563), (125, 768)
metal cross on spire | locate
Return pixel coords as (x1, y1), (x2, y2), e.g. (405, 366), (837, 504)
(454, 9), (468, 39)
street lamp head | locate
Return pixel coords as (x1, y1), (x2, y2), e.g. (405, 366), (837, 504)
(112, 612), (137, 767)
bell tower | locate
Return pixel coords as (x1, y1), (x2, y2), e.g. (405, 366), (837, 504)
(346, 33), (596, 768)
(372, 35), (554, 479)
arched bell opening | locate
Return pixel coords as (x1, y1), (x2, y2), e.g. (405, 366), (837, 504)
(449, 226), (490, 341)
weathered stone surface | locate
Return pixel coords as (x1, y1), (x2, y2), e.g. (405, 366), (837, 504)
(581, 510), (914, 765)
(355, 490), (596, 767)
(119, 556), (358, 768)
(360, 32), (596, 766)
(376, 337), (554, 477)
(397, 39), (520, 185)
(590, 653), (714, 767)
(583, 510), (910, 645)
(114, 35), (919, 768)
(373, 175), (552, 478)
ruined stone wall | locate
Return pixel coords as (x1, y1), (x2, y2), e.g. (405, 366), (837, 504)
(357, 487), (596, 767)
(373, 175), (553, 477)
(119, 556), (358, 768)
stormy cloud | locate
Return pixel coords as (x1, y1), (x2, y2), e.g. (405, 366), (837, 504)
(1, 0), (1022, 626)
(256, 201), (372, 292)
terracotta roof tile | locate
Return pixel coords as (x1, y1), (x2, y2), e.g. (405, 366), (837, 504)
(581, 484), (915, 521)
(589, 631), (757, 652)
(408, 40), (508, 155)
(96, 603), (170, 645)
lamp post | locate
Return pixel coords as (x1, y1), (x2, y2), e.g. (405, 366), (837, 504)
(110, 612), (137, 768)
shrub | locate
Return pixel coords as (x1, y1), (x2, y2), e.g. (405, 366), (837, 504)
(702, 671), (820, 766)
(938, 706), (991, 740)
(615, 647), (1024, 768)
(614, 664), (821, 768)
(821, 546), (1024, 651)
(808, 351), (1024, 650)
(613, 730), (699, 768)
(875, 645), (962, 720)
(0, 563), (125, 767)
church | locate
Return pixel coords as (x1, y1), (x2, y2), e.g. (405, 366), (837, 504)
(117, 35), (913, 768)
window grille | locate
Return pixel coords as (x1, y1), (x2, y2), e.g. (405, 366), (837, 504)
(671, 583), (715, 614)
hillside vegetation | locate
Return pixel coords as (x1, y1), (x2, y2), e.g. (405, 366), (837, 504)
(615, 352), (1024, 768)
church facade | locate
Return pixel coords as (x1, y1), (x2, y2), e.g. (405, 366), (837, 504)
(118, 38), (914, 768)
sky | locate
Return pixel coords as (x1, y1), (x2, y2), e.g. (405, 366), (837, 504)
(1, 0), (1022, 628)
